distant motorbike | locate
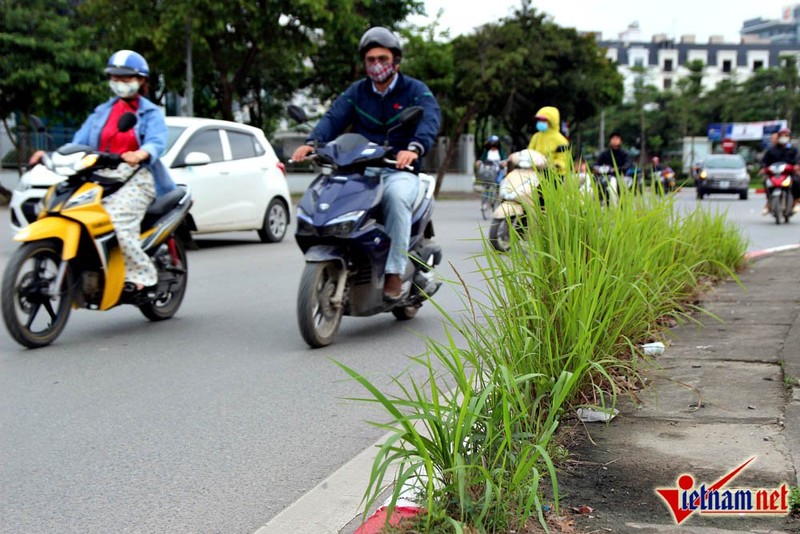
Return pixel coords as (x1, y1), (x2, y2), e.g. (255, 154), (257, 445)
(591, 164), (619, 207)
(622, 166), (644, 194)
(2, 113), (193, 348)
(763, 162), (795, 224)
(660, 166), (676, 193)
(488, 150), (544, 252)
(289, 105), (442, 348)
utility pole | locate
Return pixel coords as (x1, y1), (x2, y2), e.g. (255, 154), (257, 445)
(599, 109), (606, 152)
(185, 22), (194, 117)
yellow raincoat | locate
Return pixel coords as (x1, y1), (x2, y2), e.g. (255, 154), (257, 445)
(527, 106), (570, 174)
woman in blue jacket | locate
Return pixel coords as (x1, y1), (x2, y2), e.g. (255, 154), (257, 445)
(32, 50), (176, 294)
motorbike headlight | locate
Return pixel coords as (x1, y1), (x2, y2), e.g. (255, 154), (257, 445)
(295, 206), (315, 235)
(699, 171), (707, 179)
(322, 210), (365, 236)
(63, 189), (98, 210)
(782, 177), (792, 187)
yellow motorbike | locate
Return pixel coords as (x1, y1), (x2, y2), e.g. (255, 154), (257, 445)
(2, 122), (193, 348)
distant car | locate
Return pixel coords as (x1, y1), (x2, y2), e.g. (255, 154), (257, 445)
(695, 154), (749, 200)
(9, 116), (291, 242)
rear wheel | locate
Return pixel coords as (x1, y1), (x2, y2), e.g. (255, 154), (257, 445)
(489, 218), (511, 252)
(258, 198), (289, 243)
(1, 240), (72, 348)
(297, 261), (344, 348)
(139, 237), (188, 321)
(391, 306), (419, 321)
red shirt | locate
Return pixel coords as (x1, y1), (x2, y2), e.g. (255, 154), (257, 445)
(99, 98), (140, 154)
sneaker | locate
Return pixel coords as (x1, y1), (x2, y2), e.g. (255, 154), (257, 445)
(793, 203), (800, 214)
(762, 205), (770, 216)
(383, 274), (403, 301)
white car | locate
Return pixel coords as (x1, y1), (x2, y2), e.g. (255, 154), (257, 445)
(9, 116), (291, 242)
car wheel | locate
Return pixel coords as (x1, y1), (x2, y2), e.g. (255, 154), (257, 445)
(739, 189), (748, 200)
(257, 198), (288, 243)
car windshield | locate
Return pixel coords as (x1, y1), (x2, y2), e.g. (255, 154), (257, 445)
(166, 126), (187, 152)
(705, 156), (745, 169)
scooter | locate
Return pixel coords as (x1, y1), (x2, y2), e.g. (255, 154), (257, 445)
(1, 113), (193, 348)
(488, 150), (543, 252)
(623, 166), (644, 194)
(763, 162), (795, 224)
(289, 105), (443, 348)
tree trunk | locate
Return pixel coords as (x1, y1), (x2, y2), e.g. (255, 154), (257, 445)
(434, 103), (479, 197)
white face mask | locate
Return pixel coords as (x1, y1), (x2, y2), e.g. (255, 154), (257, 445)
(109, 79), (141, 99)
(779, 135), (791, 145)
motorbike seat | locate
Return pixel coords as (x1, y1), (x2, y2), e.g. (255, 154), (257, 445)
(141, 185), (188, 230)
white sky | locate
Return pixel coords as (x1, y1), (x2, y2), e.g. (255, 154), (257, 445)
(410, 0), (796, 43)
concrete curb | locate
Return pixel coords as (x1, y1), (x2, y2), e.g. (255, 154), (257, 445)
(744, 243), (800, 260)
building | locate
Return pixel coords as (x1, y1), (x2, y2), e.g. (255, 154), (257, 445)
(741, 4), (800, 44)
(598, 28), (800, 100)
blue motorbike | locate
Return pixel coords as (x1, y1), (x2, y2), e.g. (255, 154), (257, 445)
(289, 106), (443, 348)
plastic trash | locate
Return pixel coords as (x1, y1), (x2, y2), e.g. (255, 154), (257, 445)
(641, 341), (665, 356)
(576, 407), (619, 422)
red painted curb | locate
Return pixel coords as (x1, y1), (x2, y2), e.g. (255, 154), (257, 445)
(755, 188), (765, 194)
(744, 244), (800, 260)
(353, 506), (424, 534)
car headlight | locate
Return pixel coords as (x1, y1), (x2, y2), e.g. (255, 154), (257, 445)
(322, 210), (365, 237)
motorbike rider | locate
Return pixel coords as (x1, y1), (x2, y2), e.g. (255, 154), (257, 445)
(30, 50), (176, 294)
(527, 106), (570, 176)
(595, 132), (630, 174)
(291, 27), (441, 300)
(761, 127), (800, 214)
(475, 134), (508, 183)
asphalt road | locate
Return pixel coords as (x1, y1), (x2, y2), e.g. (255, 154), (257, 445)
(0, 189), (797, 533)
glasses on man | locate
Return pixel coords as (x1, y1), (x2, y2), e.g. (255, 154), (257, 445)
(365, 55), (391, 64)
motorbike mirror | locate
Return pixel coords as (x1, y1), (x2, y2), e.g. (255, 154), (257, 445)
(288, 105), (308, 124)
(118, 112), (138, 133)
(397, 106), (424, 126)
(28, 114), (46, 133)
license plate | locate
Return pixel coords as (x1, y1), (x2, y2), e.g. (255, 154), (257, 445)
(772, 189), (782, 197)
(719, 180), (729, 189)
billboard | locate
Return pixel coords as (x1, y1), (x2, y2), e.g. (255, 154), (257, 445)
(707, 120), (788, 144)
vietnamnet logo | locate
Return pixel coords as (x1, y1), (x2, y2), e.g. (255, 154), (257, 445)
(655, 457), (790, 524)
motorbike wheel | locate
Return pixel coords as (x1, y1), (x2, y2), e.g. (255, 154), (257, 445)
(139, 237), (188, 321)
(297, 261), (344, 348)
(489, 218), (511, 252)
(770, 195), (783, 225)
(480, 186), (496, 220)
(257, 198), (289, 243)
(392, 306), (419, 321)
(1, 239), (73, 348)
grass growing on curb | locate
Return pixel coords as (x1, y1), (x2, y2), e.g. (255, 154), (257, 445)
(338, 175), (747, 533)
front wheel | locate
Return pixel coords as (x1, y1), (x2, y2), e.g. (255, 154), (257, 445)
(297, 261), (345, 348)
(392, 306), (419, 321)
(770, 194), (783, 225)
(139, 237), (188, 321)
(489, 218), (511, 252)
(480, 186), (497, 220)
(1, 239), (73, 348)
(258, 198), (289, 243)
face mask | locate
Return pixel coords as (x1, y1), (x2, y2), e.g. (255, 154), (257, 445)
(366, 61), (396, 84)
(779, 135), (790, 145)
(109, 79), (141, 99)
(536, 121), (549, 132)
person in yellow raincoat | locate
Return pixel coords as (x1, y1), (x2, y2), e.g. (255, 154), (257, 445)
(527, 106), (570, 175)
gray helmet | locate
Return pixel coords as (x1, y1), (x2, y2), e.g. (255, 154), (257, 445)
(358, 27), (402, 63)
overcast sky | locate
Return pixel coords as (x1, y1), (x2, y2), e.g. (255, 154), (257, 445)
(410, 0), (796, 43)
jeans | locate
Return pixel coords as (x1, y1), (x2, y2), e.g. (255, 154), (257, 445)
(379, 168), (420, 275)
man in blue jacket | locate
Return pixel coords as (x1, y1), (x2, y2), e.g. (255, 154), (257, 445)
(292, 27), (441, 300)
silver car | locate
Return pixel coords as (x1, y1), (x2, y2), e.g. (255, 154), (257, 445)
(695, 154), (749, 200)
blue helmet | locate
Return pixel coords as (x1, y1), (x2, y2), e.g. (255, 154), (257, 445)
(488, 135), (500, 144)
(105, 50), (149, 78)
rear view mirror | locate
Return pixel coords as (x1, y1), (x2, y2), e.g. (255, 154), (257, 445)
(398, 106), (424, 126)
(29, 115), (46, 133)
(118, 112), (137, 133)
(182, 152), (212, 167)
(288, 105), (308, 124)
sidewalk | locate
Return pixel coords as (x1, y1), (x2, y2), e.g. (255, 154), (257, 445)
(558, 247), (800, 533)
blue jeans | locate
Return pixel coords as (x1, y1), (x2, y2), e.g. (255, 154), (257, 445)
(379, 168), (419, 275)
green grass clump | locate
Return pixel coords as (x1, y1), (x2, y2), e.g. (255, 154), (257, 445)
(340, 172), (747, 533)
